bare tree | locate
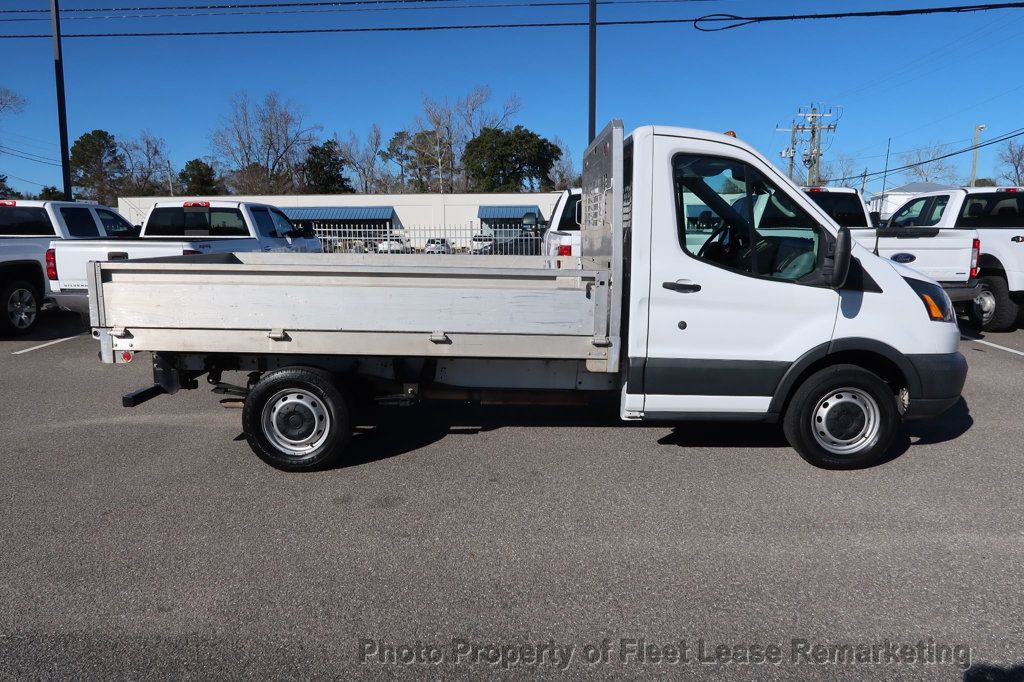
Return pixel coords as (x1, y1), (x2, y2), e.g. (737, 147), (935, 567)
(548, 137), (580, 191)
(998, 140), (1024, 186)
(210, 91), (319, 194)
(900, 142), (959, 184)
(0, 87), (27, 117)
(120, 131), (173, 196)
(340, 125), (383, 193)
(819, 153), (860, 189)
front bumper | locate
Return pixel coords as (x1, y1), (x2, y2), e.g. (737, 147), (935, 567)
(51, 290), (90, 317)
(903, 351), (968, 421)
(940, 280), (982, 302)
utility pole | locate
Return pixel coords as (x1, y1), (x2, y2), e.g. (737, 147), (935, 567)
(970, 123), (987, 186)
(860, 168), (868, 195)
(588, 0), (596, 143)
(165, 160), (175, 196)
(778, 104), (838, 185)
(776, 121), (798, 180)
(50, 0), (72, 201)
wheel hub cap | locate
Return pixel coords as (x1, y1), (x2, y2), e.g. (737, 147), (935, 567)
(261, 389), (331, 456)
(973, 289), (995, 323)
(812, 387), (881, 456)
(7, 288), (37, 329)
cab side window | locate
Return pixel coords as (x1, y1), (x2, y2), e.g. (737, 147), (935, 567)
(96, 208), (136, 237)
(889, 197), (928, 227)
(674, 154), (823, 282)
(922, 195), (949, 226)
(250, 208), (278, 240)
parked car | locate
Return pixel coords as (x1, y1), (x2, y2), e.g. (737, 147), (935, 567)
(0, 200), (136, 335)
(884, 186), (1024, 330)
(424, 238), (454, 254)
(803, 186), (980, 304)
(376, 236), (413, 253)
(47, 200), (321, 318)
(470, 234), (494, 254)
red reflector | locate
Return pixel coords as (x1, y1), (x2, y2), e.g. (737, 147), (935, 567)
(0, 200), (16, 206)
(121, 351), (134, 363)
(183, 201), (210, 207)
(970, 238), (980, 279)
(182, 249), (201, 256)
(45, 248), (57, 280)
(556, 245), (572, 257)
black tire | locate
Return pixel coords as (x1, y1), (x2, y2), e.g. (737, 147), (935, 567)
(783, 364), (900, 469)
(242, 366), (351, 472)
(968, 274), (1018, 332)
(1, 280), (41, 337)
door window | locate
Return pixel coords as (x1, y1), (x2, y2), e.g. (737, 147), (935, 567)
(269, 209), (297, 237)
(250, 208), (278, 239)
(922, 195), (949, 226)
(674, 154), (823, 282)
(95, 208), (136, 237)
(889, 197), (929, 227)
(60, 207), (100, 237)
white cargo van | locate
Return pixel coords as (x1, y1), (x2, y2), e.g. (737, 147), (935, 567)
(88, 122), (967, 471)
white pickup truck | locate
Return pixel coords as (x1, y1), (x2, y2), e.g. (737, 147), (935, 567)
(884, 187), (1024, 331)
(0, 199), (136, 335)
(88, 121), (967, 471)
(542, 188), (583, 259)
(803, 186), (980, 304)
(49, 200), (321, 317)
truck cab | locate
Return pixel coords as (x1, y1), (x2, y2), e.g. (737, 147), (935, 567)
(803, 186), (980, 303)
(542, 188), (583, 260)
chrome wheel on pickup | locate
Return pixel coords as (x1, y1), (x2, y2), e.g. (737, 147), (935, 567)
(242, 367), (351, 471)
(1, 280), (40, 336)
(968, 275), (1018, 332)
(783, 364), (899, 469)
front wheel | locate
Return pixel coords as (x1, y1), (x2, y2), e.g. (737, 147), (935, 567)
(968, 275), (1018, 332)
(1, 280), (41, 336)
(783, 365), (900, 469)
(242, 367), (351, 471)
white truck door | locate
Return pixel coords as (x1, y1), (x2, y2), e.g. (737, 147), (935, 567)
(642, 136), (840, 416)
(249, 207), (291, 252)
(869, 194), (971, 283)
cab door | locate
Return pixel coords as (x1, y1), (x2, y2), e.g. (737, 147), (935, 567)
(641, 135), (841, 416)
(872, 195), (970, 282)
(249, 207), (292, 252)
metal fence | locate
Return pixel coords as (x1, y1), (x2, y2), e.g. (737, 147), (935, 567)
(310, 221), (543, 255)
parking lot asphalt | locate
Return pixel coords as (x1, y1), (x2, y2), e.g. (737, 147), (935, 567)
(1, 312), (1023, 680)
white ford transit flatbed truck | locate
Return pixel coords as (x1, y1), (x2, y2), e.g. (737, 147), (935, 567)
(88, 122), (967, 470)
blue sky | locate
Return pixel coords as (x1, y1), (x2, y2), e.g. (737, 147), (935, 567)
(1, 0), (1023, 197)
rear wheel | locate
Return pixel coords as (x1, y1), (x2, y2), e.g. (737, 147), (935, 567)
(1, 280), (41, 336)
(969, 274), (1018, 332)
(242, 367), (351, 471)
(783, 364), (899, 469)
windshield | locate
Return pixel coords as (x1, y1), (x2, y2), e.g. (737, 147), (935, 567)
(804, 191), (869, 227)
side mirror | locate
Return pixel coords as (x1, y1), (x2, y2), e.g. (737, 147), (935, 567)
(831, 227), (853, 289)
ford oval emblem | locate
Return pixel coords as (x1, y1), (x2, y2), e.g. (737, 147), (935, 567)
(891, 253), (916, 264)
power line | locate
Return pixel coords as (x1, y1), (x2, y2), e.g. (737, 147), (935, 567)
(0, 171), (50, 187)
(0, 146), (63, 166)
(0, 1), (1021, 37)
(693, 2), (1024, 31)
(0, 0), (718, 12)
(0, 144), (61, 164)
(0, 0), (729, 23)
(833, 128), (1024, 183)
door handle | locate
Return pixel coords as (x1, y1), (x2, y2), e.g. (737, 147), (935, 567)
(106, 252), (129, 260)
(662, 280), (701, 293)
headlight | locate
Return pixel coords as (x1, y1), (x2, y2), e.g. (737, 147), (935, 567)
(903, 277), (955, 323)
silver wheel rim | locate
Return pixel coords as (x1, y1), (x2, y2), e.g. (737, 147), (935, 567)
(260, 389), (331, 457)
(811, 387), (881, 456)
(7, 288), (38, 329)
(972, 288), (996, 325)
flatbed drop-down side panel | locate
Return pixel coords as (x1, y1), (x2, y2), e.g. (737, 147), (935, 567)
(90, 253), (614, 365)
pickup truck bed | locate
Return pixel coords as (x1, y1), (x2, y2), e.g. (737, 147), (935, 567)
(91, 252), (615, 367)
